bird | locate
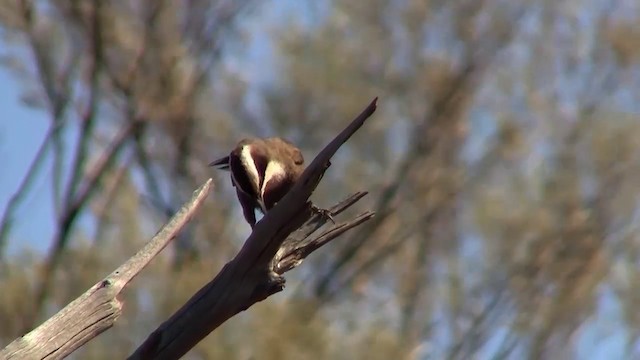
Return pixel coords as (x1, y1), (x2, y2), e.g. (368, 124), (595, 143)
(209, 137), (306, 228)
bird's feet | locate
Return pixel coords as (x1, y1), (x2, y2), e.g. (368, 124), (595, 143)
(310, 203), (336, 224)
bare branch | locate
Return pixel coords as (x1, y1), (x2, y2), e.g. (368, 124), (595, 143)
(275, 191), (374, 273)
(0, 179), (213, 360)
(128, 97), (378, 360)
(29, 120), (140, 329)
(90, 154), (133, 249)
(276, 210), (375, 274)
(0, 0), (75, 262)
(63, 0), (104, 205)
(0, 123), (62, 264)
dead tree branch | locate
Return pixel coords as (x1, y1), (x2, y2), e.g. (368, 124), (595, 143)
(0, 180), (213, 360)
(128, 97), (378, 360)
(29, 120), (140, 329)
(0, 98), (377, 359)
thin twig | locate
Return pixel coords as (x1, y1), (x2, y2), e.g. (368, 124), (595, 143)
(0, 123), (62, 265)
(90, 154), (133, 249)
(63, 0), (103, 205)
(18, 0), (72, 213)
(0, 0), (73, 262)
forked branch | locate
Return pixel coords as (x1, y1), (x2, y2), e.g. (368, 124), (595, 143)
(129, 97), (379, 360)
(0, 97), (378, 360)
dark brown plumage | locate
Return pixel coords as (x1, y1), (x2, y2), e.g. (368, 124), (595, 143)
(210, 137), (304, 228)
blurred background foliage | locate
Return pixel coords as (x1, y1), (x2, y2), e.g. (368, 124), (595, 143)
(1, 0), (639, 358)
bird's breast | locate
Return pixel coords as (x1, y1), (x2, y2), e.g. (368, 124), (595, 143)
(260, 161), (299, 211)
(229, 146), (261, 198)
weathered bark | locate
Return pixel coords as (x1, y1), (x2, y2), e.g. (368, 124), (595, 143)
(0, 179), (213, 360)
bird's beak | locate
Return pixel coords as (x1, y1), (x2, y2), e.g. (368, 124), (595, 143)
(209, 156), (230, 169)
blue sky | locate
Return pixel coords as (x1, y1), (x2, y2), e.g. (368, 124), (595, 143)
(0, 67), (54, 255)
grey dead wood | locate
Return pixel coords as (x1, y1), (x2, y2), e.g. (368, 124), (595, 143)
(0, 180), (213, 360)
(128, 97), (379, 360)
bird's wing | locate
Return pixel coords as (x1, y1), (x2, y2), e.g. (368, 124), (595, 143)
(208, 155), (230, 170)
(269, 137), (305, 165)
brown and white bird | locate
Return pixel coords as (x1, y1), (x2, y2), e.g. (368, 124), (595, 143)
(209, 137), (305, 228)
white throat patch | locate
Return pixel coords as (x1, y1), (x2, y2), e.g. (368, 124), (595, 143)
(239, 145), (260, 194)
(258, 161), (285, 212)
